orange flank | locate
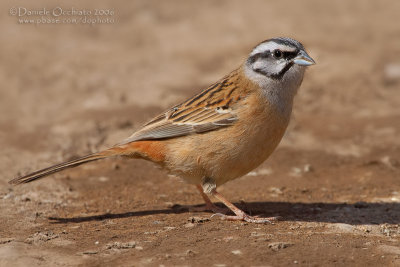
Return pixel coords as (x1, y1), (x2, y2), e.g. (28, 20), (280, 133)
(125, 140), (166, 162)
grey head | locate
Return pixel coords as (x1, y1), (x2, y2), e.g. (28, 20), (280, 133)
(246, 37), (315, 81)
(244, 37), (315, 114)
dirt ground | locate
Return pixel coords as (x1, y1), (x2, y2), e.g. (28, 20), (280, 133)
(1, 0), (400, 266)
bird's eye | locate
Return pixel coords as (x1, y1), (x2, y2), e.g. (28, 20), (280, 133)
(273, 50), (283, 59)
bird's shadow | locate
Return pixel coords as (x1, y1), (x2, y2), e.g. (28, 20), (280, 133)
(48, 201), (400, 225)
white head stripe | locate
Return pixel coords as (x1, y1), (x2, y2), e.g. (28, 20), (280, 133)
(250, 42), (297, 56)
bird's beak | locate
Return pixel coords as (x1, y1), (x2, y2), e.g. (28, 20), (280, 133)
(293, 50), (316, 66)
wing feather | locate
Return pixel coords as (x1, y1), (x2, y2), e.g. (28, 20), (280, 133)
(119, 68), (249, 145)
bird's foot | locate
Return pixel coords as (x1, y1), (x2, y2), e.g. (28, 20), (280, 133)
(211, 212), (280, 224)
(209, 189), (281, 224)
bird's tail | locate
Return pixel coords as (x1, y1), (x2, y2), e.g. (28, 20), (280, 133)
(9, 147), (125, 185)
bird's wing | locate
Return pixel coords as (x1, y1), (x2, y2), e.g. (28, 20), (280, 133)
(119, 69), (248, 144)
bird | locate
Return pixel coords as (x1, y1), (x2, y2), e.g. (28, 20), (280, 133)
(9, 37), (315, 223)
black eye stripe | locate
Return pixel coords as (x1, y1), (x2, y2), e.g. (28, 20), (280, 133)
(282, 51), (298, 60)
(248, 50), (298, 63)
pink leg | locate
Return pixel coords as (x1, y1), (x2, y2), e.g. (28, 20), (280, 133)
(190, 184), (229, 214)
(211, 189), (279, 224)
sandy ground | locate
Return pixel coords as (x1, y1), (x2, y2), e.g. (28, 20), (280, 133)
(1, 0), (400, 266)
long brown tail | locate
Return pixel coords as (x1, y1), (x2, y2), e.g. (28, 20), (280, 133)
(9, 148), (123, 185)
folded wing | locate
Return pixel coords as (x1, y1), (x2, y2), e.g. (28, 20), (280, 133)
(120, 69), (247, 144)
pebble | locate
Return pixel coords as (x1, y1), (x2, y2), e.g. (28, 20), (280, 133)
(106, 241), (136, 249)
(268, 242), (294, 251)
(290, 167), (302, 177)
(98, 176), (109, 182)
(188, 216), (210, 223)
(186, 249), (197, 256)
(0, 238), (14, 244)
(231, 250), (242, 255)
(184, 222), (196, 228)
(250, 232), (266, 237)
(384, 63), (400, 82)
(223, 236), (235, 241)
(303, 164), (314, 172)
(379, 224), (399, 237)
(82, 251), (98, 255)
(2, 192), (14, 200)
(269, 187), (283, 195)
(329, 223), (355, 233)
(112, 163), (120, 170)
(381, 156), (398, 169)
(144, 231), (158, 235)
(25, 231), (59, 244)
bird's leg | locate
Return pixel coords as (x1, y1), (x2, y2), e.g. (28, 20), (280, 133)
(199, 177), (278, 223)
(187, 184), (229, 214)
(210, 189), (279, 224)
(172, 184), (228, 213)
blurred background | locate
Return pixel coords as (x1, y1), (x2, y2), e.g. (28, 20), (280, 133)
(0, 0), (399, 266)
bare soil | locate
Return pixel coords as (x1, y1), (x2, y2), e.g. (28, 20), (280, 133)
(1, 0), (400, 266)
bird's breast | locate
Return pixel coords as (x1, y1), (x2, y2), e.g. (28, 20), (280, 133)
(163, 91), (291, 186)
